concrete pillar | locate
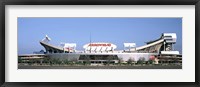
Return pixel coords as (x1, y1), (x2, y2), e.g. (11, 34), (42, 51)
(40, 59), (43, 65)
(164, 42), (166, 51)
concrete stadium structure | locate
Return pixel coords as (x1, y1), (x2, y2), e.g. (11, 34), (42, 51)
(27, 33), (181, 64)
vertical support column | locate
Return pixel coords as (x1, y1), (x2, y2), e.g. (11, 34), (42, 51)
(52, 49), (54, 53)
(46, 50), (49, 54)
(45, 47), (49, 54)
(112, 47), (113, 53)
(163, 42), (166, 51)
(40, 59), (43, 65)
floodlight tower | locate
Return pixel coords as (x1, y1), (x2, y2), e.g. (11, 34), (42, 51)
(42, 35), (51, 43)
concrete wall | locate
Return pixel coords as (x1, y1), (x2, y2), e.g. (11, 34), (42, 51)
(47, 53), (158, 62)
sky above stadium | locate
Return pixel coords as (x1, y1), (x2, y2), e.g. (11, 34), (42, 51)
(18, 18), (182, 54)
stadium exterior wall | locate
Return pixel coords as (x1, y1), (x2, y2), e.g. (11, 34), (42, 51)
(47, 53), (158, 62)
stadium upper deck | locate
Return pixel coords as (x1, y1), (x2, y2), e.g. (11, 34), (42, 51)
(40, 33), (179, 55)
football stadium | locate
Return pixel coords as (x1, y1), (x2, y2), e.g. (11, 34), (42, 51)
(18, 33), (182, 66)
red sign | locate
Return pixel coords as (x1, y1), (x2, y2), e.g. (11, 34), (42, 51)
(65, 47), (73, 50)
(89, 43), (111, 46)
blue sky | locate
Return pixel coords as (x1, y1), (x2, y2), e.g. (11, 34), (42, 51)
(18, 18), (182, 54)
